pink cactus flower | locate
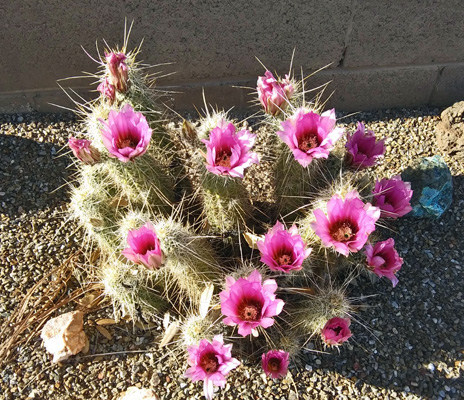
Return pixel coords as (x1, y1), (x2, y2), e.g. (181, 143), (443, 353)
(345, 122), (385, 169)
(68, 137), (100, 164)
(365, 238), (403, 287)
(219, 269), (284, 337)
(106, 51), (129, 92)
(277, 108), (344, 167)
(100, 104), (152, 162)
(311, 191), (380, 257)
(257, 221), (311, 273)
(122, 222), (163, 270)
(321, 317), (352, 346)
(257, 70), (294, 115)
(372, 175), (413, 218)
(184, 334), (240, 400)
(97, 77), (116, 103)
(261, 350), (290, 379)
(202, 120), (259, 178)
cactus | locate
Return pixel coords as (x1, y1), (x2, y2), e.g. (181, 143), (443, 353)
(154, 216), (221, 307)
(289, 286), (352, 339)
(62, 30), (410, 400)
(200, 172), (254, 234)
(100, 257), (168, 322)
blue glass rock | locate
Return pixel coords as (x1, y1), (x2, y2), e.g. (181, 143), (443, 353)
(401, 155), (453, 219)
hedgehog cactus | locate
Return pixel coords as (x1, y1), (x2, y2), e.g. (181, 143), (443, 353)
(194, 116), (259, 234)
(100, 257), (168, 322)
(289, 286), (353, 339)
(63, 28), (414, 400)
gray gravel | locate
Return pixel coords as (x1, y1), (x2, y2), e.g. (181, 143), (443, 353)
(0, 108), (463, 400)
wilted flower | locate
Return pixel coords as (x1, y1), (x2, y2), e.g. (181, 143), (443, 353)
(311, 191), (380, 256)
(277, 108), (344, 167)
(365, 238), (403, 287)
(261, 349), (290, 379)
(122, 222), (163, 270)
(97, 77), (116, 103)
(257, 70), (294, 115)
(345, 122), (385, 169)
(202, 120), (259, 178)
(68, 137), (100, 164)
(257, 221), (311, 273)
(184, 334), (240, 400)
(321, 317), (352, 346)
(106, 51), (129, 92)
(100, 104), (152, 162)
(219, 269), (284, 337)
(372, 175), (413, 218)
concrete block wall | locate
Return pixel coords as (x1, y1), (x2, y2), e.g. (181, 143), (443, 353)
(1, 0), (463, 113)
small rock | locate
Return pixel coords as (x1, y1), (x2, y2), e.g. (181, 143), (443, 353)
(436, 101), (464, 161)
(401, 155), (453, 218)
(118, 386), (159, 400)
(40, 311), (88, 363)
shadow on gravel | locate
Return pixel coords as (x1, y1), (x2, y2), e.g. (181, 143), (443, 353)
(300, 175), (464, 399)
(0, 134), (72, 217)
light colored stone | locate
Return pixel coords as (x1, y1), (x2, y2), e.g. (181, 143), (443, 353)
(436, 101), (464, 160)
(118, 386), (159, 400)
(40, 310), (88, 363)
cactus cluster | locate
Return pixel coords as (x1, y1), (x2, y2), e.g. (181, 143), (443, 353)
(65, 27), (412, 399)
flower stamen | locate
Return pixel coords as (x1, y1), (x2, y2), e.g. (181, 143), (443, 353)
(329, 221), (356, 242)
(237, 299), (262, 322)
(117, 136), (139, 149)
(216, 150), (232, 168)
(268, 358), (281, 372)
(276, 253), (293, 266)
(298, 132), (319, 152)
(199, 353), (219, 374)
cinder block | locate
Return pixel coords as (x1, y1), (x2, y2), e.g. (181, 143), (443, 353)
(344, 0), (464, 68)
(164, 65), (440, 112)
(0, 88), (93, 114)
(429, 64), (464, 107)
(0, 0), (350, 91)
(2, 0), (459, 113)
(294, 65), (439, 112)
(0, 66), (442, 114)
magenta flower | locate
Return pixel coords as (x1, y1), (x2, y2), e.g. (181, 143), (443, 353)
(184, 334), (240, 400)
(261, 350), (290, 379)
(202, 120), (259, 178)
(257, 71), (294, 116)
(68, 137), (100, 164)
(100, 104), (152, 162)
(277, 108), (344, 167)
(321, 317), (352, 346)
(372, 175), (413, 218)
(257, 221), (311, 273)
(106, 51), (129, 92)
(345, 122), (385, 169)
(311, 191), (380, 256)
(97, 77), (116, 103)
(121, 222), (163, 270)
(365, 238), (403, 287)
(219, 269), (284, 337)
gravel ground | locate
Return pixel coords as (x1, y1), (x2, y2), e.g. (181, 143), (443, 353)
(0, 108), (463, 400)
